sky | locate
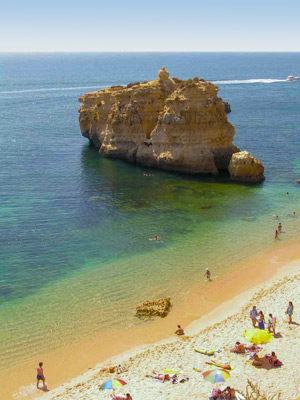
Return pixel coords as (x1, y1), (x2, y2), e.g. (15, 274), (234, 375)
(1, 0), (300, 52)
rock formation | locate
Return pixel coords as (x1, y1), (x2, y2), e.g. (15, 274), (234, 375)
(223, 101), (231, 114)
(136, 297), (171, 318)
(79, 68), (264, 182)
(228, 151), (265, 183)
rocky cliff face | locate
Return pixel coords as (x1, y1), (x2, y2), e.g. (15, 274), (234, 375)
(79, 67), (264, 182)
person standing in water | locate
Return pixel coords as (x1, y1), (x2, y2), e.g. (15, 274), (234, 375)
(204, 268), (211, 281)
(36, 362), (46, 389)
(275, 230), (278, 239)
(278, 222), (282, 232)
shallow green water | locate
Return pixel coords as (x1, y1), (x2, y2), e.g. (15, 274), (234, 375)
(1, 53), (300, 372)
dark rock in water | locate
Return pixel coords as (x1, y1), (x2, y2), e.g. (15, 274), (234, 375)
(136, 297), (171, 318)
(223, 101), (231, 113)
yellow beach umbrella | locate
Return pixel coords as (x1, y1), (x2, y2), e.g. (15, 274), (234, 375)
(243, 328), (273, 344)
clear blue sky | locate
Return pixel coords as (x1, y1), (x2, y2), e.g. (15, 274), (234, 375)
(1, 0), (300, 52)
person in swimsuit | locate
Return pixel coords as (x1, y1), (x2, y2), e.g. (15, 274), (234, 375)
(278, 222), (282, 232)
(36, 362), (45, 389)
(111, 394), (133, 400)
(146, 371), (170, 382)
(205, 360), (232, 370)
(257, 311), (265, 330)
(286, 301), (294, 323)
(267, 313), (276, 334)
(230, 342), (246, 353)
(221, 386), (237, 400)
(204, 268), (211, 281)
(175, 325), (185, 335)
(275, 230), (278, 239)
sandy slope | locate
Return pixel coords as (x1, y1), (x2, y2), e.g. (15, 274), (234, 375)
(34, 262), (300, 400)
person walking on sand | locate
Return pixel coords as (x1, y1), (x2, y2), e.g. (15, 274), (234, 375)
(286, 301), (294, 323)
(268, 313), (276, 335)
(204, 268), (211, 281)
(250, 306), (258, 327)
(36, 362), (46, 389)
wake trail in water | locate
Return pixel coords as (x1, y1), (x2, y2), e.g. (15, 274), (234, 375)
(0, 85), (108, 94)
(212, 78), (287, 85)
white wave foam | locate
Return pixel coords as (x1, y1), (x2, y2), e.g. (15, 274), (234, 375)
(212, 78), (287, 85)
(0, 85), (107, 94)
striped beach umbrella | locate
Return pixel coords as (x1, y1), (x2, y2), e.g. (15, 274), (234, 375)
(100, 378), (127, 390)
(202, 368), (231, 383)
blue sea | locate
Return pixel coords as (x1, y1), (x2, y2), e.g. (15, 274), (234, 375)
(0, 53), (300, 397)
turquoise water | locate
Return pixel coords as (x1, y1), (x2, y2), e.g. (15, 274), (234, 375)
(1, 53), (300, 372)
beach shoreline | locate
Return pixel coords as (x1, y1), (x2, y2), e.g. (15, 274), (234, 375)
(29, 247), (300, 400)
(3, 235), (299, 400)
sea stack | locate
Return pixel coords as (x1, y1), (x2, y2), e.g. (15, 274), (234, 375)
(78, 67), (264, 182)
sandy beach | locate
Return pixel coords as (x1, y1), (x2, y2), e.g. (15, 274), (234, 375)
(26, 249), (300, 400)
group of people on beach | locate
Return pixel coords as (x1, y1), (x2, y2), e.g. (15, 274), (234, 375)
(250, 301), (294, 332)
(250, 306), (276, 333)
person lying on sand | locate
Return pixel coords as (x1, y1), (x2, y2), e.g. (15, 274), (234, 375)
(246, 343), (260, 351)
(175, 325), (185, 335)
(117, 364), (127, 374)
(146, 372), (170, 382)
(205, 360), (232, 370)
(252, 352), (282, 368)
(221, 386), (237, 400)
(230, 342), (246, 353)
(265, 351), (282, 367)
(111, 393), (132, 400)
(252, 353), (263, 366)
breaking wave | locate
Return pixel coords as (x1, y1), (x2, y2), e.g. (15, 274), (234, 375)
(212, 78), (287, 85)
